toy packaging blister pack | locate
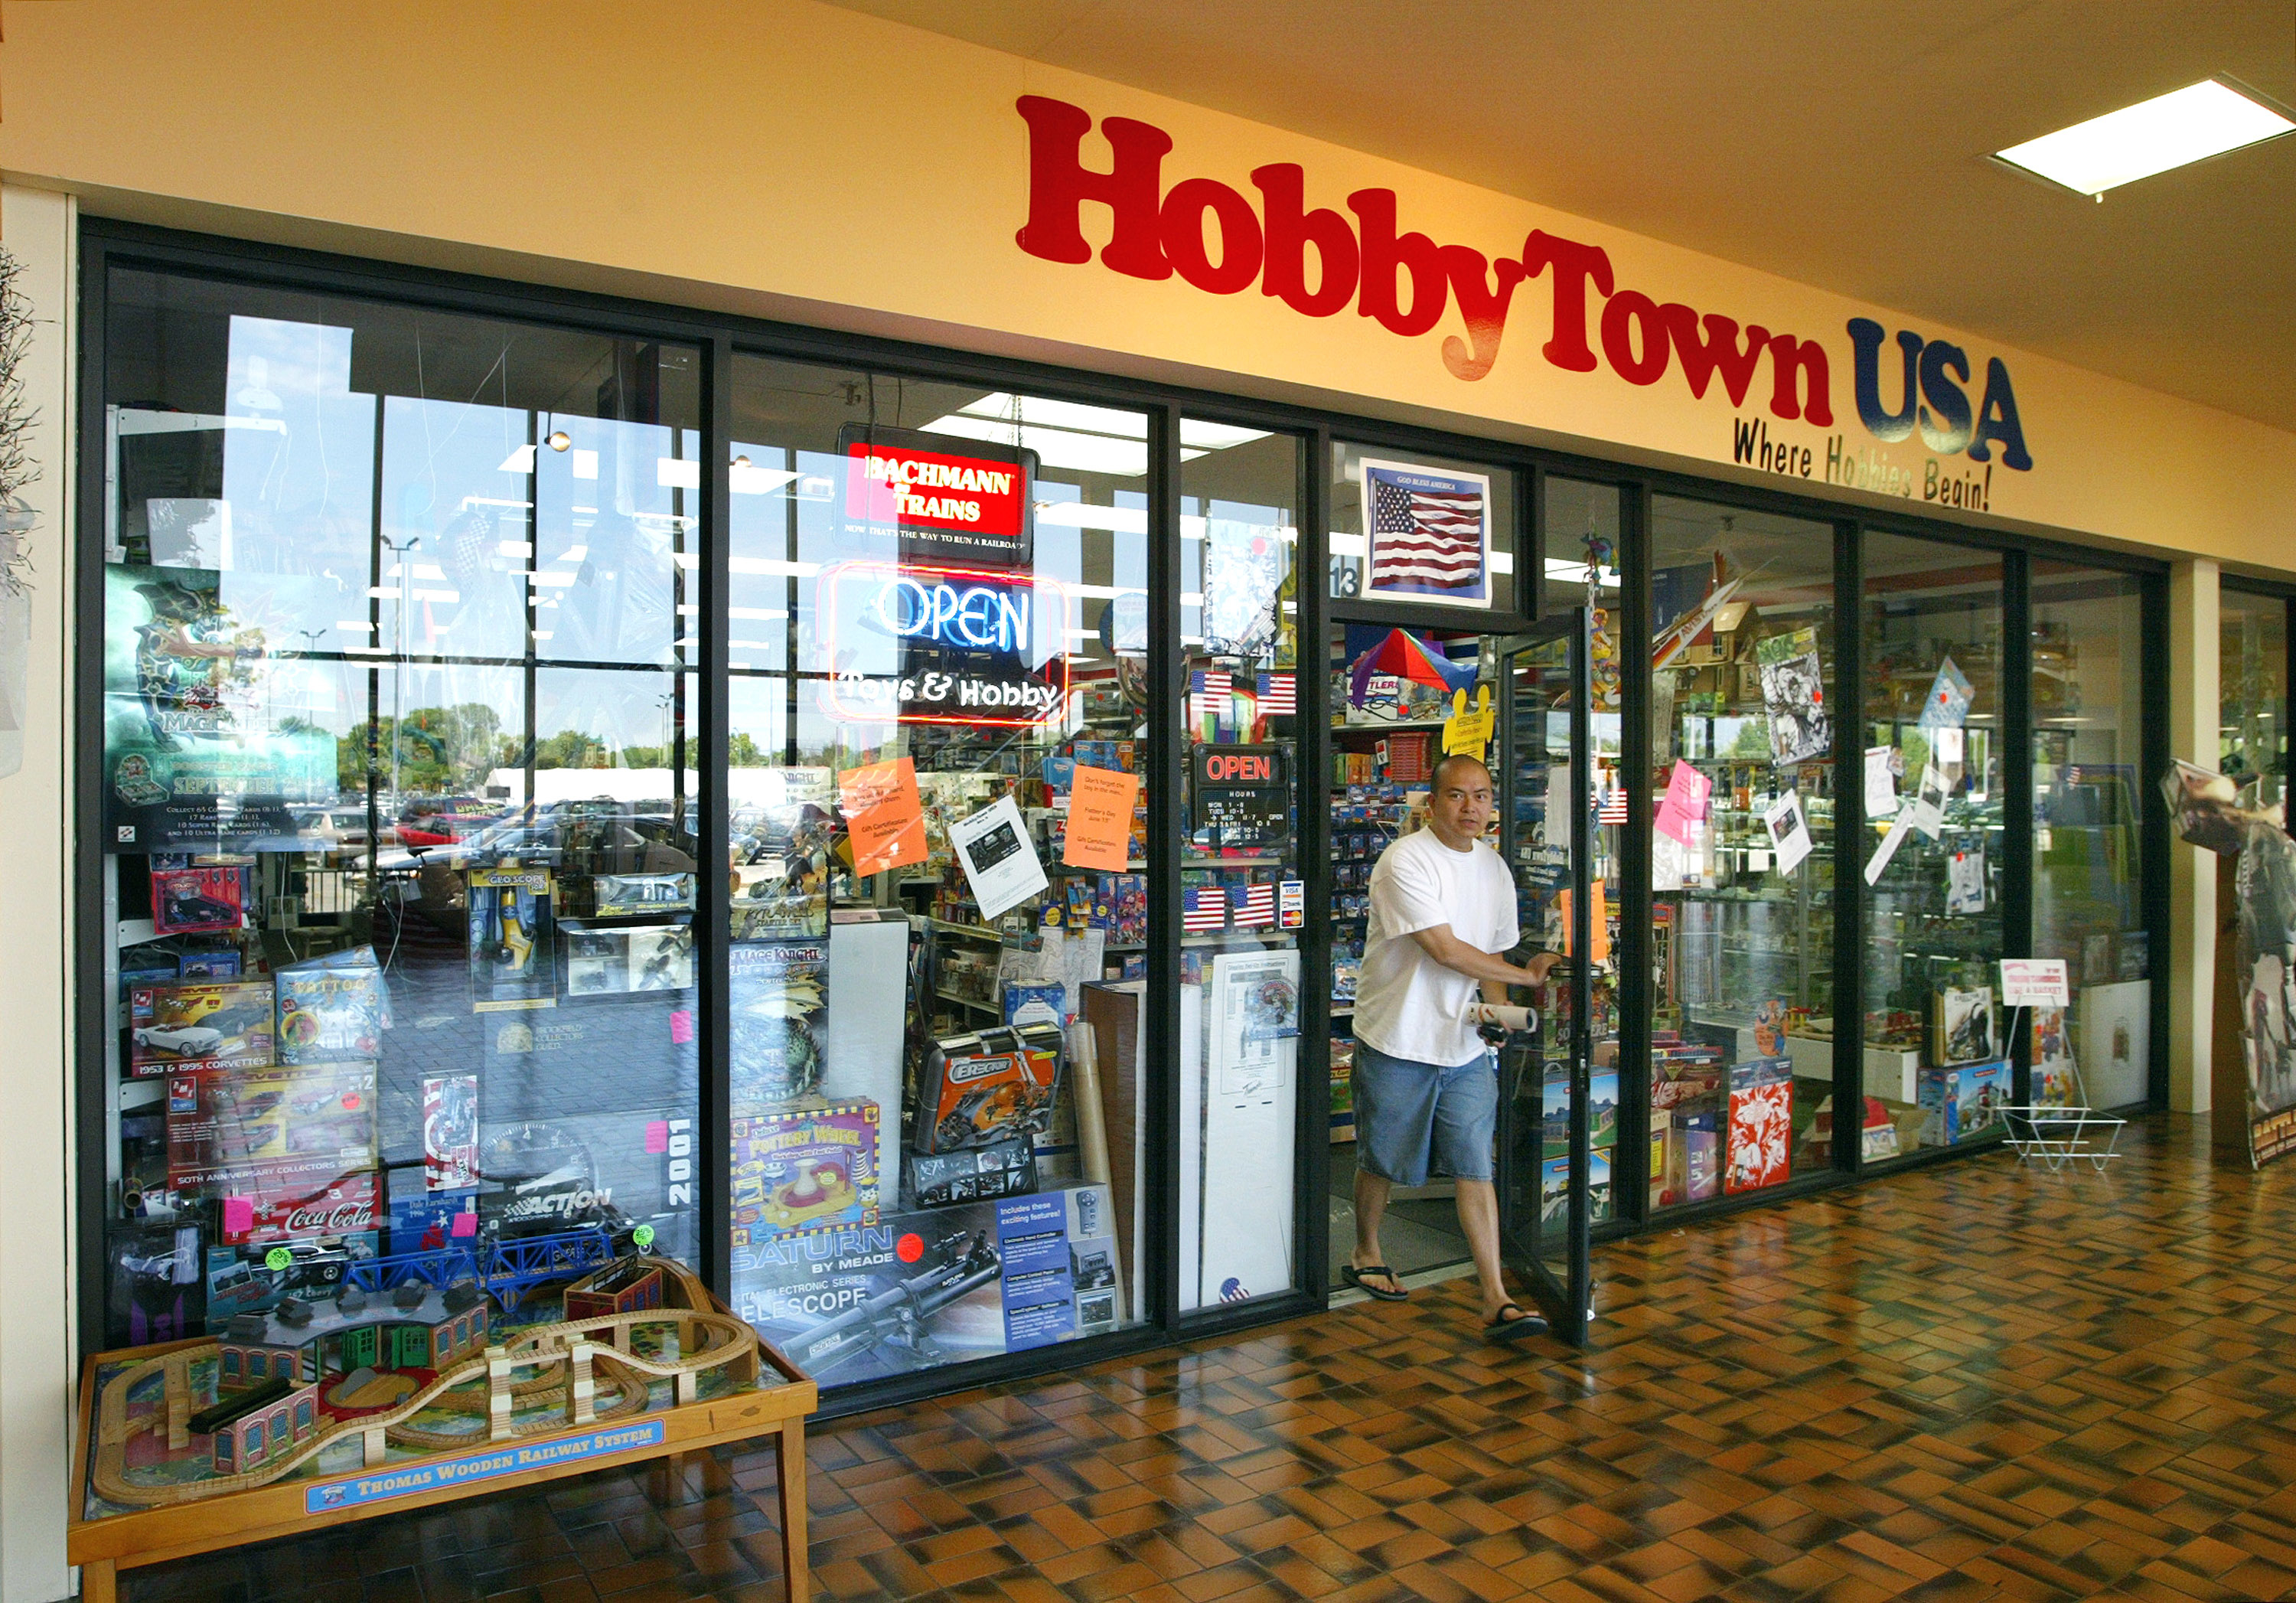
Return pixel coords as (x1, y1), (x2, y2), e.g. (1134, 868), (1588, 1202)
(128, 979), (276, 1076)
(468, 867), (556, 1011)
(912, 1024), (1062, 1156)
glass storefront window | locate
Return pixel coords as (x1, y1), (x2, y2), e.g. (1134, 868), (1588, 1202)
(1329, 440), (1516, 615)
(1178, 425), (1303, 1308)
(2221, 589), (2288, 816)
(99, 268), (701, 1348)
(1646, 498), (1836, 1207)
(1860, 534), (2006, 1161)
(2033, 564), (2151, 1108)
(724, 361), (1169, 1383)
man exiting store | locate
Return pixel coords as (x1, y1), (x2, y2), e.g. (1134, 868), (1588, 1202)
(1345, 752), (1557, 1340)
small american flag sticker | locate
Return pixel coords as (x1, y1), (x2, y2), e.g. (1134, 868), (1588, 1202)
(1234, 883), (1276, 926)
(1183, 886), (1228, 931)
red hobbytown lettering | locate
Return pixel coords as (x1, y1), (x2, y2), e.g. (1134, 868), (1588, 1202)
(1014, 93), (1174, 280)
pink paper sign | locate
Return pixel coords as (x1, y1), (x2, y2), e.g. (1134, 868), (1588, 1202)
(222, 1196), (255, 1236)
(644, 1119), (671, 1154)
(1654, 761), (1711, 845)
(449, 1210), (478, 1238)
(670, 1008), (694, 1044)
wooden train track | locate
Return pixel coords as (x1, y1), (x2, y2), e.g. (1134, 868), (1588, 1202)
(91, 1258), (765, 1509)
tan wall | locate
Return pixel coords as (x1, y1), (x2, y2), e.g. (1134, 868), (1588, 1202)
(3, 0), (2292, 571)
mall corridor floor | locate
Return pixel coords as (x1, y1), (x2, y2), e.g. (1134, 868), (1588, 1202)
(126, 1115), (2296, 1603)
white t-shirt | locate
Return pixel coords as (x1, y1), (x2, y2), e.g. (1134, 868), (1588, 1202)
(1355, 826), (1520, 1067)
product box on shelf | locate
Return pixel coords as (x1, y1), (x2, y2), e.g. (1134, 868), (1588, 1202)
(128, 979), (276, 1076)
(730, 1099), (882, 1242)
(274, 958), (383, 1063)
(1916, 1059), (2008, 1147)
(912, 1024), (1062, 1155)
(905, 1135), (1037, 1208)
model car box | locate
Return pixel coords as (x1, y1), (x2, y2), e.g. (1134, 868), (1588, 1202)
(149, 864), (245, 935)
(129, 978), (276, 1076)
(912, 1024), (1062, 1155)
(167, 1061), (377, 1177)
(729, 1099), (882, 1242)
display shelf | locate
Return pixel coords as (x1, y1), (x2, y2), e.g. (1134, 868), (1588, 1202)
(934, 989), (999, 1014)
(1330, 717), (1450, 733)
(1051, 861), (1149, 873)
(926, 917), (1006, 942)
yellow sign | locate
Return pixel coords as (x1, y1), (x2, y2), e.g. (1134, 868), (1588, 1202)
(1443, 685), (1494, 756)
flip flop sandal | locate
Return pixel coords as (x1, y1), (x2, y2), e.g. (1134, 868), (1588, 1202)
(1341, 1263), (1409, 1301)
(1483, 1303), (1547, 1341)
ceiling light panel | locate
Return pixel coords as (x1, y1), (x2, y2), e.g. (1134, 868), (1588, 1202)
(1995, 79), (2294, 197)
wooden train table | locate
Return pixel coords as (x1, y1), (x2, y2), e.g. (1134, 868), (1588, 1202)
(68, 1259), (816, 1603)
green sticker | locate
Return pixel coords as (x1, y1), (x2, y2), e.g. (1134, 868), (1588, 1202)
(632, 1225), (655, 1249)
(265, 1247), (292, 1272)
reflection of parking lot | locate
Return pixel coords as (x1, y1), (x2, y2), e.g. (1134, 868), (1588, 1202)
(373, 902), (699, 1253)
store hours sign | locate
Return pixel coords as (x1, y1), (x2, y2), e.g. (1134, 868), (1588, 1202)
(818, 560), (1071, 727)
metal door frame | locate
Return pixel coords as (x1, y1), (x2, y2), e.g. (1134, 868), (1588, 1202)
(1495, 607), (1595, 1344)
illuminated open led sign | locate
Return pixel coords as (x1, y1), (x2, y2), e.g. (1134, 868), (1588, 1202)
(817, 560), (1071, 728)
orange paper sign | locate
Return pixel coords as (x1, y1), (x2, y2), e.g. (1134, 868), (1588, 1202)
(1062, 766), (1142, 872)
(839, 758), (928, 877)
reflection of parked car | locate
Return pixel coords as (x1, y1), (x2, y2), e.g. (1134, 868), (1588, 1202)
(398, 795), (497, 847)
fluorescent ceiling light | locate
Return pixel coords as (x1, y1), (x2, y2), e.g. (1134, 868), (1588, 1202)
(921, 413), (1159, 478)
(1994, 79), (2294, 197)
(731, 464), (802, 495)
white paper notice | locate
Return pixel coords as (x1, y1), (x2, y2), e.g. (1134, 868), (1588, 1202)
(1908, 764), (1949, 840)
(949, 794), (1049, 922)
(1932, 726), (1965, 769)
(1763, 790), (1814, 875)
(1864, 746), (1898, 817)
(2000, 958), (2070, 1009)
(1864, 808), (1914, 885)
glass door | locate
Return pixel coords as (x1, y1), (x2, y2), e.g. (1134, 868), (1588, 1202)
(1497, 611), (1597, 1343)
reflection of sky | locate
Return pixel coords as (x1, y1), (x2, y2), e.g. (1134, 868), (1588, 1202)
(217, 316), (375, 646)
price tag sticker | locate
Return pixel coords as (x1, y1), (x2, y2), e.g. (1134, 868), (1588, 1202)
(632, 1225), (656, 1249)
(265, 1246), (293, 1272)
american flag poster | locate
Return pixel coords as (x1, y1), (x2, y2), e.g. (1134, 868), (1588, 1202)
(1256, 672), (1296, 717)
(1233, 883), (1276, 927)
(1361, 459), (1491, 605)
(1183, 886), (1228, 931)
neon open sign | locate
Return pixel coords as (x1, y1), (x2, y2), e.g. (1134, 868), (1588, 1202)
(871, 573), (1033, 653)
(818, 561), (1071, 728)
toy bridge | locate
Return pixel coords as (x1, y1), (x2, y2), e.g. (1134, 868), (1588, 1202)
(345, 1226), (616, 1310)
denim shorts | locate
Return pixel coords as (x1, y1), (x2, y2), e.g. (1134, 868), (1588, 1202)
(1352, 1041), (1498, 1187)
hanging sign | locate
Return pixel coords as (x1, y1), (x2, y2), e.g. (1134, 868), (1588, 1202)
(817, 560), (1071, 727)
(1441, 685), (1495, 756)
(839, 424), (1035, 568)
(1190, 743), (1290, 851)
(1999, 959), (2069, 1010)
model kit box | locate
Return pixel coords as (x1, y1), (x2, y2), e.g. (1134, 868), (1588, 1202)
(166, 1060), (377, 1177)
(912, 1024), (1062, 1155)
(730, 1100), (882, 1242)
(593, 871), (695, 918)
(1919, 1059), (2008, 1146)
(129, 979), (276, 1076)
(150, 864), (244, 935)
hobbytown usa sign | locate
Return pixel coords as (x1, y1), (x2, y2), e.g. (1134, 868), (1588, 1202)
(1015, 96), (2032, 511)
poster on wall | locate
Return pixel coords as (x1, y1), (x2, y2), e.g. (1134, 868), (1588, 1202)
(1200, 519), (1286, 657)
(1756, 628), (1829, 765)
(102, 565), (334, 851)
(1359, 459), (1490, 606)
(2078, 979), (2150, 1108)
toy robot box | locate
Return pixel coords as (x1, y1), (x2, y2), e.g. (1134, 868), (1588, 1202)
(129, 979), (276, 1076)
(911, 1024), (1062, 1156)
(731, 1099), (882, 1242)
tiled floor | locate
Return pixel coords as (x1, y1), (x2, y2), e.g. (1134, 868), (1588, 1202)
(121, 1114), (2296, 1603)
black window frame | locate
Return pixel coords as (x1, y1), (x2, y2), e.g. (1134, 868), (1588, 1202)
(73, 217), (2174, 1405)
